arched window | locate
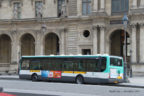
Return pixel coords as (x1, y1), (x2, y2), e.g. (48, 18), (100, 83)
(0, 35), (11, 63)
(21, 34), (35, 56)
(45, 33), (59, 55)
(112, 0), (129, 15)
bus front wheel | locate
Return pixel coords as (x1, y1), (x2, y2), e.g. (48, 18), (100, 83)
(76, 76), (84, 84)
(31, 74), (38, 81)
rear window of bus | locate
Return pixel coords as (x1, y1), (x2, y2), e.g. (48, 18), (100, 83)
(110, 58), (122, 66)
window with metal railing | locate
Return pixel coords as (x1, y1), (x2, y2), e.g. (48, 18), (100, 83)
(82, 0), (91, 15)
(112, 0), (129, 15)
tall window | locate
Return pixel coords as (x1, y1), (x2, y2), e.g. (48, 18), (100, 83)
(58, 0), (65, 17)
(35, 1), (43, 18)
(82, 0), (91, 15)
(137, 0), (141, 7)
(112, 0), (129, 14)
(13, 2), (21, 19)
(98, 0), (101, 11)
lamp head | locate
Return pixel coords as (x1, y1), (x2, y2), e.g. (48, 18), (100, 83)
(122, 14), (128, 22)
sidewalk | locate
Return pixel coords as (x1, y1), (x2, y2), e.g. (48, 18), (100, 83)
(116, 77), (144, 88)
(0, 75), (19, 80)
(0, 75), (144, 88)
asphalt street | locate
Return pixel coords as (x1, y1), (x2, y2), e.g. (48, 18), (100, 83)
(6, 92), (59, 96)
(0, 79), (144, 96)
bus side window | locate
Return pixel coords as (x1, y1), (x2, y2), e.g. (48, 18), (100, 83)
(30, 60), (41, 70)
(86, 59), (100, 72)
(21, 59), (30, 70)
(75, 59), (86, 71)
(51, 58), (62, 71)
(101, 57), (106, 72)
(62, 59), (73, 71)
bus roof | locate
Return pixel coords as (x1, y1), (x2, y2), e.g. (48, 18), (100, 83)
(21, 55), (123, 59)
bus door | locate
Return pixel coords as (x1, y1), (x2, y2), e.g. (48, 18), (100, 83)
(62, 59), (74, 74)
(109, 57), (123, 79)
(92, 57), (102, 77)
(86, 57), (101, 77)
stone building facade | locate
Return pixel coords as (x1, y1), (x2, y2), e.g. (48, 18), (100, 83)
(0, 0), (143, 75)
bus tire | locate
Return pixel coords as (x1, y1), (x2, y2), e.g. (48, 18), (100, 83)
(76, 76), (84, 84)
(31, 74), (38, 81)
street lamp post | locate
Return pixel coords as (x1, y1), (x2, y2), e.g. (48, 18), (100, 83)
(122, 14), (128, 82)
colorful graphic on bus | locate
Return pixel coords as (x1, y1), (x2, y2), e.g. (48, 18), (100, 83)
(41, 71), (61, 78)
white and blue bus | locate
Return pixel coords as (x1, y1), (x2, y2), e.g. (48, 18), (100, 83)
(19, 55), (124, 84)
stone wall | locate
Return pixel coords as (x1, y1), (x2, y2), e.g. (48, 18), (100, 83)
(0, 0), (144, 76)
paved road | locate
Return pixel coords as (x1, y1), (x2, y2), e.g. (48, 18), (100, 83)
(1, 92), (58, 96)
(0, 79), (144, 96)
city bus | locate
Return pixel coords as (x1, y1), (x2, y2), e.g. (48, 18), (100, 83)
(19, 55), (124, 84)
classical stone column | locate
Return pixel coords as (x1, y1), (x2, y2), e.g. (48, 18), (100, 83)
(60, 28), (66, 55)
(77, 0), (82, 16)
(100, 0), (105, 12)
(35, 31), (43, 55)
(35, 40), (43, 55)
(100, 27), (105, 54)
(93, 0), (98, 12)
(139, 24), (144, 63)
(10, 31), (19, 73)
(11, 40), (18, 64)
(93, 26), (98, 54)
(131, 25), (137, 63)
(132, 0), (137, 8)
(140, 0), (144, 8)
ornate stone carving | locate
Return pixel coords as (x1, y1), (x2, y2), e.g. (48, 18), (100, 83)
(31, 0), (45, 5)
(41, 24), (47, 32)
(9, 0), (23, 6)
(61, 1), (67, 17)
(92, 25), (105, 30)
(35, 1), (43, 18)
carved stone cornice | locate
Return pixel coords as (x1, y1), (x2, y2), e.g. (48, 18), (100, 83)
(31, 0), (45, 5)
(92, 25), (105, 30)
(130, 8), (144, 15)
(10, 30), (17, 36)
(59, 27), (68, 33)
(9, 0), (23, 6)
(130, 22), (144, 27)
(130, 24), (136, 28)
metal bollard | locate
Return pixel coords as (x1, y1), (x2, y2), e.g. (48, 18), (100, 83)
(0, 87), (3, 92)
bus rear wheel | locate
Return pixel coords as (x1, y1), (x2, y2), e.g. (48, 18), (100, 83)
(31, 74), (38, 81)
(76, 76), (84, 84)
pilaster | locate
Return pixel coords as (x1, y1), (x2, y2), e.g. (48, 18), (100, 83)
(100, 0), (105, 12)
(132, 0), (137, 9)
(92, 26), (98, 54)
(10, 31), (19, 73)
(60, 28), (67, 55)
(35, 30), (44, 55)
(139, 24), (144, 63)
(77, 0), (82, 16)
(100, 26), (105, 54)
(93, 0), (98, 12)
(140, 0), (144, 8)
(131, 25), (137, 63)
